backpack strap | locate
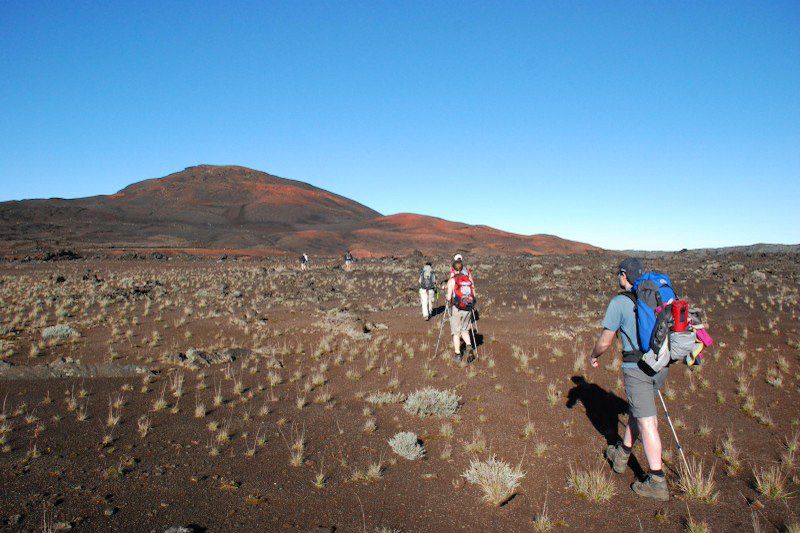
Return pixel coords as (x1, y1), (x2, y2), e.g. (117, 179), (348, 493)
(617, 291), (643, 359)
(619, 290), (636, 307)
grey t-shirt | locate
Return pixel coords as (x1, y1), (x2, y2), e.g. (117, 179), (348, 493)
(602, 293), (640, 358)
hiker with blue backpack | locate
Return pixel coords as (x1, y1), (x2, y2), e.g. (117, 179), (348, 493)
(588, 258), (673, 501)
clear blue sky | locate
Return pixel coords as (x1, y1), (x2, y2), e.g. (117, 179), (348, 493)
(1, 1), (798, 250)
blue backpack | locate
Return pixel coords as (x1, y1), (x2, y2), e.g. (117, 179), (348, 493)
(626, 272), (677, 353)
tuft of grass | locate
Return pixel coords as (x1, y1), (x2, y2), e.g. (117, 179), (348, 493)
(545, 382), (560, 406)
(404, 388), (460, 418)
(716, 432), (741, 475)
(462, 455), (525, 506)
(439, 422), (454, 439)
(753, 464), (791, 500)
(152, 386), (168, 412)
(781, 429), (799, 469)
(42, 324), (79, 340)
(137, 415), (151, 438)
(684, 516), (710, 533)
(366, 391), (407, 405)
(677, 458), (718, 503)
(531, 496), (553, 531)
(286, 426), (305, 467)
(362, 418), (377, 433)
(567, 463), (616, 502)
(388, 431), (425, 461)
(463, 429), (487, 455)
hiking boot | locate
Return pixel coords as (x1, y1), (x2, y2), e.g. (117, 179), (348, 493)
(631, 474), (669, 501)
(605, 443), (631, 474)
(466, 347), (476, 364)
(453, 352), (463, 363)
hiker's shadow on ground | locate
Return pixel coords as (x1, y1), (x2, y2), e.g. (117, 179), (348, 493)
(566, 376), (627, 445)
(472, 332), (484, 347)
(432, 305), (447, 317)
(566, 375), (647, 479)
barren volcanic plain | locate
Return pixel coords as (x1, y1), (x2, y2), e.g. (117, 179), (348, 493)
(0, 250), (798, 531)
(0, 166), (798, 531)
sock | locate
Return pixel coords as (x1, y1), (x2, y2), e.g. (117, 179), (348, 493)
(621, 443), (632, 454)
(649, 469), (665, 478)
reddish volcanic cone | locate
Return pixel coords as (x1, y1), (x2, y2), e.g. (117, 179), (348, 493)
(0, 165), (599, 256)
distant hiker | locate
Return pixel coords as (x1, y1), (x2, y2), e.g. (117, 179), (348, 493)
(446, 256), (477, 363)
(588, 257), (670, 501)
(344, 251), (354, 271)
(418, 261), (437, 321)
(299, 253), (309, 271)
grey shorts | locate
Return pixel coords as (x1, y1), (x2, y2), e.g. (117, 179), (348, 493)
(449, 308), (472, 335)
(623, 363), (669, 419)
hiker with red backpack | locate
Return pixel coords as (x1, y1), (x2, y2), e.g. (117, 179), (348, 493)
(449, 254), (475, 285)
(446, 256), (477, 363)
(588, 258), (671, 501)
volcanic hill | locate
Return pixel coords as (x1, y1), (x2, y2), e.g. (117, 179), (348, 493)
(0, 165), (598, 256)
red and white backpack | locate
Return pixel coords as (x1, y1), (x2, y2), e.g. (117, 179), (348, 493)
(452, 272), (475, 310)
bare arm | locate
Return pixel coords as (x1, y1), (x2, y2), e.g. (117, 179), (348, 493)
(589, 329), (617, 368)
(445, 278), (455, 303)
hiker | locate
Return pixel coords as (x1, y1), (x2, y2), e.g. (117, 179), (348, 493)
(588, 257), (670, 501)
(449, 254), (475, 285)
(343, 250), (354, 271)
(299, 253), (309, 271)
(418, 261), (437, 321)
(445, 256), (477, 363)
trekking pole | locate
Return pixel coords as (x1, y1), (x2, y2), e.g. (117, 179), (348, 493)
(470, 307), (479, 334)
(469, 315), (479, 359)
(657, 390), (691, 474)
(432, 303), (449, 359)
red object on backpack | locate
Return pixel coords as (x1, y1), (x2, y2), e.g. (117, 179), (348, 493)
(672, 300), (689, 332)
(452, 273), (475, 310)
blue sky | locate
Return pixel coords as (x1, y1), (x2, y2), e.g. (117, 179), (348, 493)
(1, 1), (798, 250)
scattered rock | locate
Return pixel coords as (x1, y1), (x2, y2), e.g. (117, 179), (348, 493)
(0, 360), (151, 380)
(105, 281), (162, 301)
(42, 249), (82, 261)
(749, 270), (767, 283)
(165, 348), (245, 369)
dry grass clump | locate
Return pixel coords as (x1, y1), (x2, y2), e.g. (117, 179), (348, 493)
(351, 460), (384, 483)
(684, 516), (710, 533)
(715, 431), (741, 475)
(531, 499), (554, 531)
(366, 391), (407, 405)
(404, 388), (460, 418)
(752, 464), (792, 500)
(677, 457), (718, 503)
(137, 415), (151, 438)
(462, 455), (525, 506)
(42, 324), (79, 340)
(567, 463), (616, 502)
(388, 431), (424, 460)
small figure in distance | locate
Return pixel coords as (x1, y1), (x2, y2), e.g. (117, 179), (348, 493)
(343, 250), (354, 272)
(418, 261), (437, 321)
(299, 252), (309, 271)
